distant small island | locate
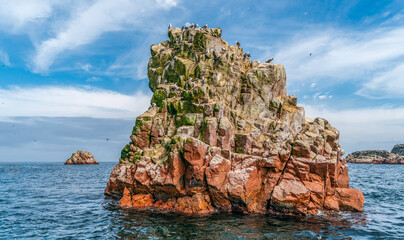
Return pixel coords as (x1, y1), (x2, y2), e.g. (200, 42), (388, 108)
(65, 150), (99, 165)
(346, 144), (404, 164)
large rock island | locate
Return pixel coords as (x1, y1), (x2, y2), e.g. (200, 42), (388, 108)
(105, 26), (364, 215)
(347, 145), (404, 164)
(65, 150), (99, 165)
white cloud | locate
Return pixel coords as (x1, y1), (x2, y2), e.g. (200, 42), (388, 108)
(32, 0), (180, 73)
(0, 86), (151, 120)
(357, 62), (404, 98)
(86, 76), (102, 82)
(0, 49), (10, 66)
(303, 103), (404, 153)
(0, 0), (57, 31)
(274, 25), (404, 90)
(318, 95), (327, 100)
(79, 63), (92, 72)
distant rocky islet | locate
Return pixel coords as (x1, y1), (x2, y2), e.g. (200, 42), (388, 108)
(65, 150), (99, 165)
(346, 144), (404, 164)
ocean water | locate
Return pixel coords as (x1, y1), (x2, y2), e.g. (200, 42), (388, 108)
(0, 162), (403, 240)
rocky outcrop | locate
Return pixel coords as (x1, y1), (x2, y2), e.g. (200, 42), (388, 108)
(105, 26), (364, 215)
(65, 151), (99, 165)
(391, 144), (404, 156)
(346, 149), (404, 164)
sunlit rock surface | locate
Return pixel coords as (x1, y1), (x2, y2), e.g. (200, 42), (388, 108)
(347, 149), (404, 164)
(105, 26), (364, 215)
(65, 151), (98, 165)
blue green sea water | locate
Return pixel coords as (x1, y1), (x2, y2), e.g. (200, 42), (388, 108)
(0, 162), (403, 239)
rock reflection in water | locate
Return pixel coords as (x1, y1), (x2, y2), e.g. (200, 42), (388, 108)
(105, 200), (368, 239)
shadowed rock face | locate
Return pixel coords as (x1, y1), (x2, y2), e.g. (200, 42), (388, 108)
(65, 151), (98, 165)
(346, 149), (404, 164)
(105, 27), (364, 215)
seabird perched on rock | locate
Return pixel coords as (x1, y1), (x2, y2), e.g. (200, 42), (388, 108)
(181, 26), (185, 30)
(266, 58), (274, 63)
(168, 24), (172, 30)
(179, 35), (183, 42)
(185, 27), (188, 30)
(202, 24), (208, 29)
(222, 47), (226, 52)
(202, 76), (205, 85)
(236, 41), (240, 47)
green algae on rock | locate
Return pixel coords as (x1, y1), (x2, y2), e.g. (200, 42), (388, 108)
(105, 26), (364, 215)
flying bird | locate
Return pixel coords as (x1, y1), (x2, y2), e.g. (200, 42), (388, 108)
(266, 58), (274, 63)
(310, 53), (312, 56)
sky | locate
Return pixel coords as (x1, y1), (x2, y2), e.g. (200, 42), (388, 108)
(0, 0), (404, 162)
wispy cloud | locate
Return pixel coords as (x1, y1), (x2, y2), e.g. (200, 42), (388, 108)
(275, 26), (404, 83)
(31, 0), (180, 73)
(303, 103), (404, 153)
(79, 63), (92, 72)
(0, 49), (10, 66)
(0, 0), (58, 32)
(263, 9), (404, 101)
(0, 86), (151, 120)
(357, 62), (404, 98)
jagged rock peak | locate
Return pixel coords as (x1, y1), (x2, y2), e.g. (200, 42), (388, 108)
(105, 26), (364, 215)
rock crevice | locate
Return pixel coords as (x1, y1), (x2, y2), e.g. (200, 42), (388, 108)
(105, 26), (364, 215)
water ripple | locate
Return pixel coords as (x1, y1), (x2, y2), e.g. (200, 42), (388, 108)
(0, 162), (403, 239)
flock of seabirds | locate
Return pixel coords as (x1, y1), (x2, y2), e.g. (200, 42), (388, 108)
(167, 23), (275, 64)
(147, 23), (278, 108)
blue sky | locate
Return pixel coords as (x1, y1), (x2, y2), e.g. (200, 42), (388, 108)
(1, 0), (404, 162)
